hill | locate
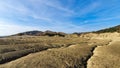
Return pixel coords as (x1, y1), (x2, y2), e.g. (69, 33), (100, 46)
(13, 25), (120, 37)
(14, 30), (66, 37)
(94, 25), (120, 33)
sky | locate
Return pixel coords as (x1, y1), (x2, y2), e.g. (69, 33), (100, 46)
(0, 0), (120, 36)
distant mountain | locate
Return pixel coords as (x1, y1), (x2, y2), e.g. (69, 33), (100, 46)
(94, 25), (120, 33)
(13, 25), (120, 37)
(14, 30), (66, 37)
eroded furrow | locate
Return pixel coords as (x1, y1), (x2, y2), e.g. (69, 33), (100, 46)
(87, 40), (113, 68)
(0, 43), (95, 68)
(84, 46), (97, 68)
(0, 44), (76, 65)
(0, 39), (113, 68)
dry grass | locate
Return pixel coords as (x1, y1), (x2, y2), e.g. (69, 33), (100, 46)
(0, 36), (87, 45)
(0, 36), (89, 64)
(0, 43), (95, 68)
(87, 41), (120, 68)
(0, 35), (116, 68)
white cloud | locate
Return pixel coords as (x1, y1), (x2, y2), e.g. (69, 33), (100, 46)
(0, 0), (51, 22)
(31, 14), (52, 22)
(29, 0), (75, 14)
(89, 16), (120, 23)
(0, 0), (103, 35)
(45, 1), (74, 14)
(0, 20), (42, 36)
(77, 2), (100, 16)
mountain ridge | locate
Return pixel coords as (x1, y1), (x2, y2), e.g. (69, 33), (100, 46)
(13, 24), (120, 36)
(14, 30), (66, 37)
(94, 25), (120, 33)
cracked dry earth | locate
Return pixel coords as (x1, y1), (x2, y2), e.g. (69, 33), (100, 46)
(0, 37), (120, 68)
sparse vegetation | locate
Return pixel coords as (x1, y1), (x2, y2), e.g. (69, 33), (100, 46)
(15, 30), (66, 37)
(0, 36), (89, 64)
(94, 25), (120, 33)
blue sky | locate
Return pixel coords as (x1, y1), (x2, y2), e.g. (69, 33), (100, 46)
(0, 0), (120, 36)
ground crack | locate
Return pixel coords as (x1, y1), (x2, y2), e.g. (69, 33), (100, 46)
(86, 40), (113, 68)
(83, 46), (97, 68)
